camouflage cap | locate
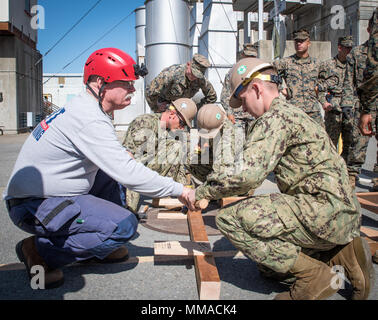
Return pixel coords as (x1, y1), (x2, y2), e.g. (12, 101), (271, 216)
(191, 53), (211, 79)
(293, 29), (310, 40)
(338, 35), (353, 48)
(242, 43), (258, 57)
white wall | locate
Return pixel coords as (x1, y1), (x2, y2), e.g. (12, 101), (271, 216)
(0, 0), (9, 21)
(43, 74), (85, 108)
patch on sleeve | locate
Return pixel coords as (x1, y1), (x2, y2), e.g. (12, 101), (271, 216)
(32, 108), (65, 141)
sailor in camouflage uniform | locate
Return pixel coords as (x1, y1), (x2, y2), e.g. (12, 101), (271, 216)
(122, 98), (197, 212)
(220, 43), (257, 128)
(273, 29), (323, 126)
(340, 19), (374, 187)
(145, 54), (217, 113)
(187, 104), (246, 184)
(318, 36), (353, 156)
(358, 8), (378, 192)
(192, 58), (373, 300)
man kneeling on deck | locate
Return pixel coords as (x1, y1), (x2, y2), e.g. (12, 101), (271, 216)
(122, 98), (197, 213)
(190, 58), (374, 300)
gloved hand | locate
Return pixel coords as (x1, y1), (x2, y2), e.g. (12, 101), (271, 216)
(342, 107), (353, 121)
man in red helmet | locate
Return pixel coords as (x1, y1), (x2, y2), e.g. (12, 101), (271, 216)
(3, 48), (195, 289)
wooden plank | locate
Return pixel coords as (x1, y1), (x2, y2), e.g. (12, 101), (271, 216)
(195, 256), (221, 300)
(152, 198), (183, 209)
(154, 241), (211, 256)
(219, 197), (247, 207)
(356, 192), (378, 214)
(187, 210), (209, 242)
(360, 226), (378, 239)
(187, 209), (221, 300)
(363, 237), (378, 256)
(157, 212), (188, 220)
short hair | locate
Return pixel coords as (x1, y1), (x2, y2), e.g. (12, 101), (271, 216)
(87, 74), (103, 83)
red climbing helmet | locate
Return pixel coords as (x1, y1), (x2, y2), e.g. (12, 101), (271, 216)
(83, 48), (148, 84)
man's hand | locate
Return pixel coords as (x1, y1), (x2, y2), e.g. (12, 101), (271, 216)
(359, 113), (374, 136)
(322, 102), (333, 112)
(178, 187), (196, 211)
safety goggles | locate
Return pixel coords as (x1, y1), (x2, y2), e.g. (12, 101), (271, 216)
(233, 72), (282, 99)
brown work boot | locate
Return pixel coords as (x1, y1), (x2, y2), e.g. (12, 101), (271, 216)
(78, 246), (129, 264)
(274, 252), (339, 300)
(15, 236), (64, 289)
(101, 246), (129, 263)
(328, 237), (374, 300)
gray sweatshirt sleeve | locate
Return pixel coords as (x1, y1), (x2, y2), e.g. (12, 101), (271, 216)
(73, 119), (183, 198)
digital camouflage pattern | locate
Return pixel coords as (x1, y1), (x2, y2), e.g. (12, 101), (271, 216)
(359, 7), (378, 189)
(273, 55), (323, 126)
(188, 118), (245, 183)
(145, 64), (217, 112)
(360, 7), (378, 115)
(340, 41), (371, 176)
(122, 113), (188, 212)
(318, 56), (354, 158)
(195, 97), (360, 273)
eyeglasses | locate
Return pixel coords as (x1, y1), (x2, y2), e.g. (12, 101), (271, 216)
(169, 105), (187, 127)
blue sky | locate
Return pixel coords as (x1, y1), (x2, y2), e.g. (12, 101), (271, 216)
(37, 0), (145, 74)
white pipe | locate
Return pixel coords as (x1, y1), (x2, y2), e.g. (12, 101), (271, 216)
(258, 0), (263, 40)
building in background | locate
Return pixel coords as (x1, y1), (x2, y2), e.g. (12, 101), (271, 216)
(36, 0), (378, 134)
(0, 0), (42, 134)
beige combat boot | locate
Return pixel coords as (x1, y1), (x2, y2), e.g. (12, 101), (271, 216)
(16, 236), (64, 289)
(328, 237), (374, 300)
(274, 252), (340, 300)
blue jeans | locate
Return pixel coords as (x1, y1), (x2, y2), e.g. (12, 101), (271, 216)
(7, 170), (138, 269)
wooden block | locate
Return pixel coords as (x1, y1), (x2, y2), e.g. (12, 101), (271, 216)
(219, 197), (247, 207)
(154, 241), (211, 256)
(356, 192), (378, 214)
(157, 212), (188, 220)
(360, 226), (378, 239)
(360, 226), (378, 256)
(187, 210), (209, 242)
(195, 255), (221, 300)
(363, 237), (378, 256)
(187, 209), (221, 300)
(152, 198), (183, 209)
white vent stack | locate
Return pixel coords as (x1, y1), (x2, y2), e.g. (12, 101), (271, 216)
(189, 1), (203, 57)
(198, 0), (237, 101)
(144, 0), (191, 86)
(135, 6), (146, 65)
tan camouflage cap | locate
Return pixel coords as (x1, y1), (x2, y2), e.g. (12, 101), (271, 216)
(293, 29), (310, 40)
(242, 43), (258, 57)
(191, 53), (211, 79)
(338, 36), (353, 47)
(172, 98), (197, 128)
(197, 104), (226, 139)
